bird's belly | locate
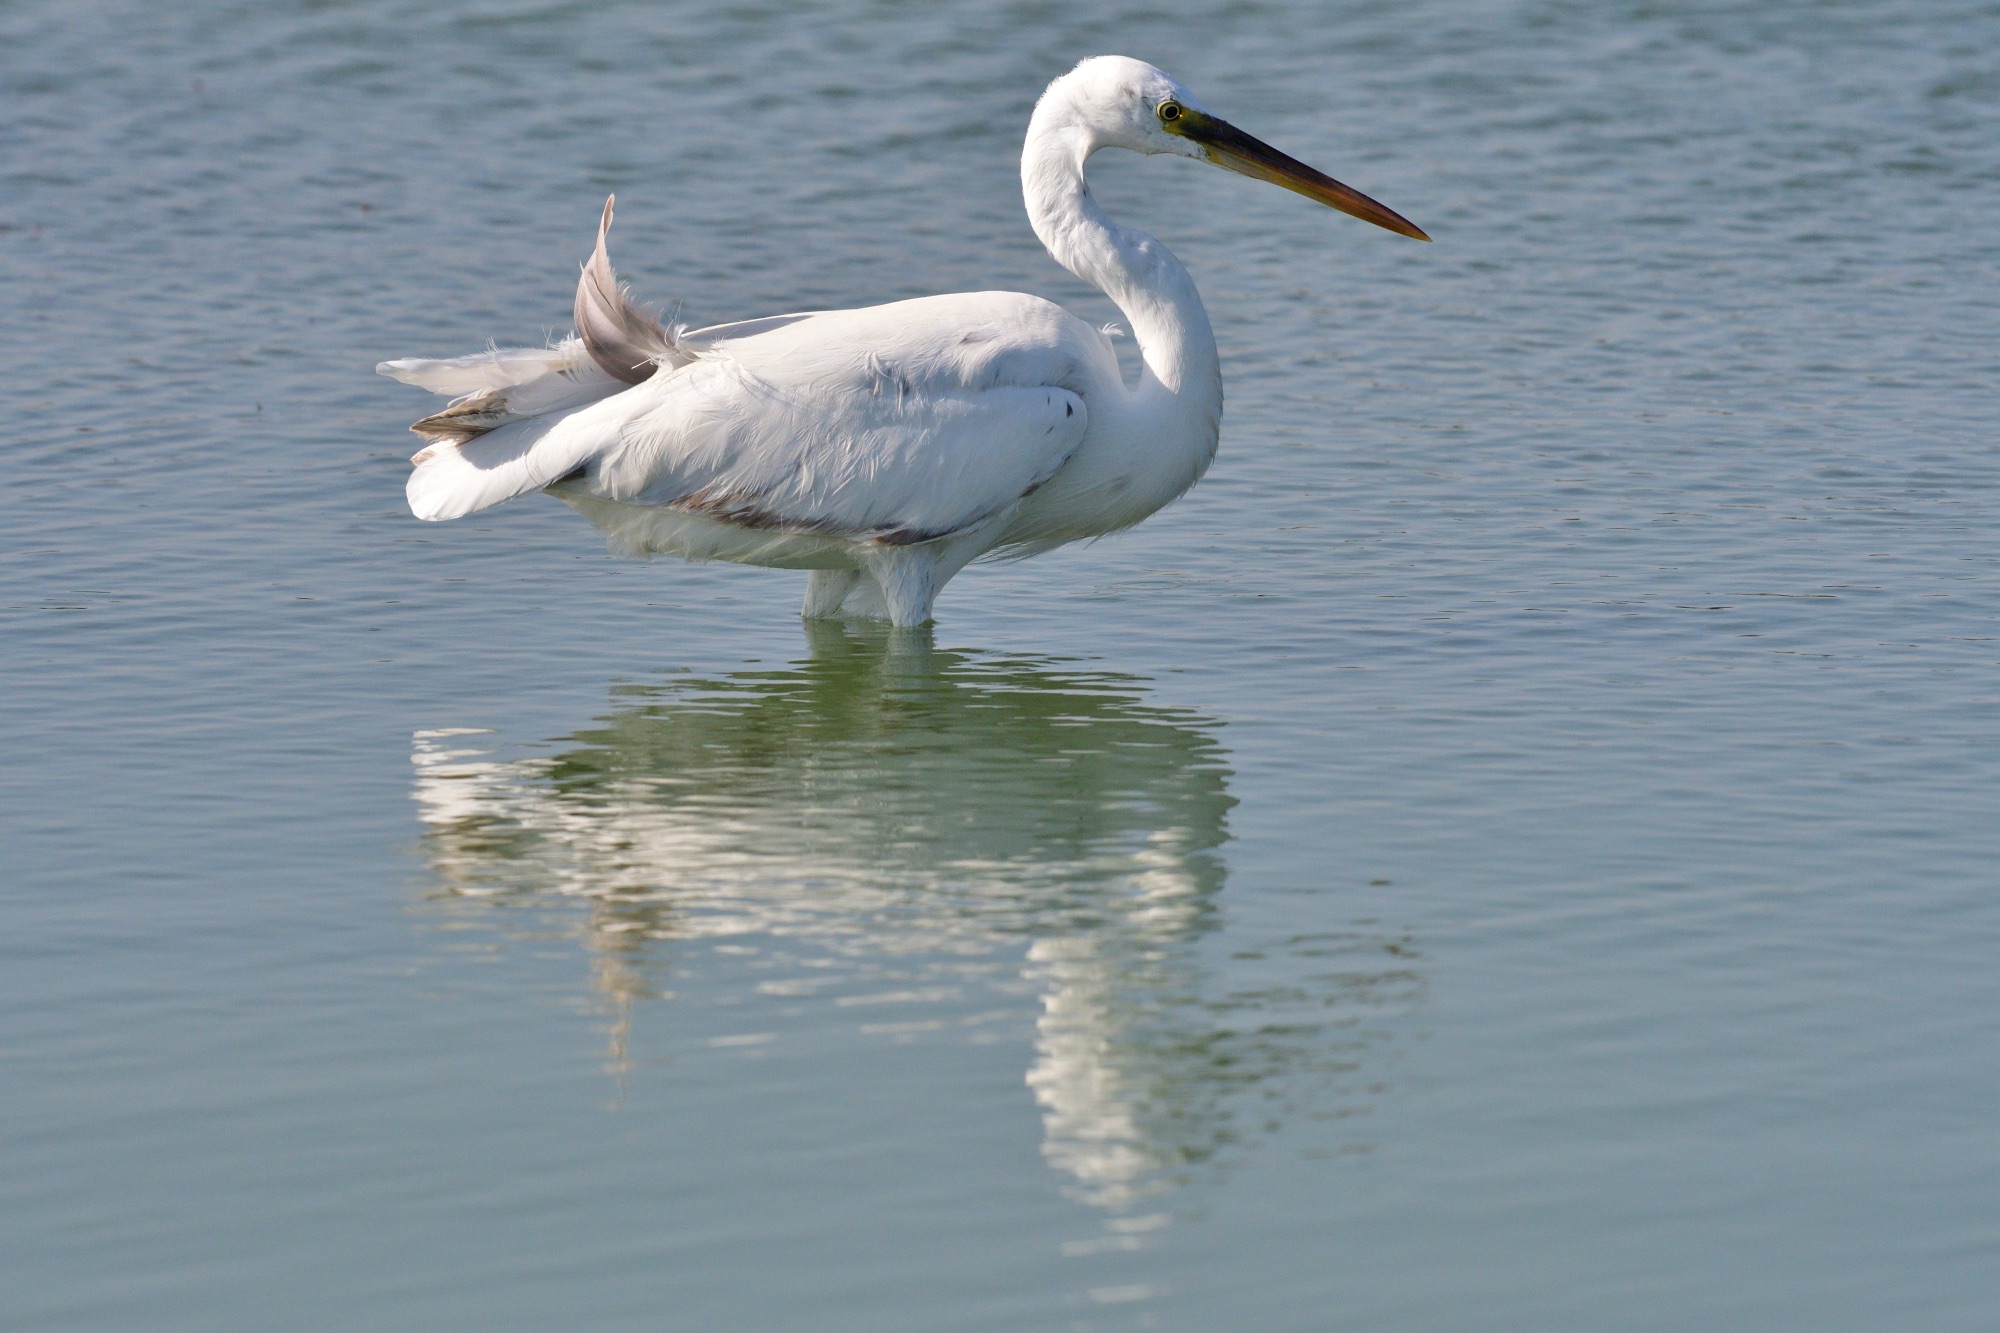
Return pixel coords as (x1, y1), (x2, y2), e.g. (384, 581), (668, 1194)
(553, 490), (861, 570)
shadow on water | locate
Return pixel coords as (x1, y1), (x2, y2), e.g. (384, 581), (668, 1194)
(412, 621), (1420, 1212)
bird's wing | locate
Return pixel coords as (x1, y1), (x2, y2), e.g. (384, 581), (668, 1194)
(585, 293), (1098, 543)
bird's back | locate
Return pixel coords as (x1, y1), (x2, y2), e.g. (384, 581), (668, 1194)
(581, 292), (1115, 548)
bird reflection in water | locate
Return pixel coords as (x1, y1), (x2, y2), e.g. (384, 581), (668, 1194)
(413, 623), (1419, 1213)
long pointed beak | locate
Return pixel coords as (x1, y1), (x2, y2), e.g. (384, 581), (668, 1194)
(1179, 111), (1429, 241)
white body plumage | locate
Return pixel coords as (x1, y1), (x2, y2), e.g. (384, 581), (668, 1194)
(379, 56), (1425, 626)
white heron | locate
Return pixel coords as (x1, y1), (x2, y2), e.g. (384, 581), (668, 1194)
(380, 56), (1427, 627)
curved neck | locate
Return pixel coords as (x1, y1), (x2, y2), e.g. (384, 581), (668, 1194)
(1020, 114), (1221, 419)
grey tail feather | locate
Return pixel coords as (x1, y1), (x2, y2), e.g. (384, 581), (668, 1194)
(574, 195), (678, 385)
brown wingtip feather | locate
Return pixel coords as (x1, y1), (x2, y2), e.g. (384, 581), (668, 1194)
(408, 390), (515, 451)
(574, 194), (677, 385)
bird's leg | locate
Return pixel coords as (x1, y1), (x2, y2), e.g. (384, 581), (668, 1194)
(861, 548), (940, 628)
(839, 575), (890, 620)
(802, 569), (863, 620)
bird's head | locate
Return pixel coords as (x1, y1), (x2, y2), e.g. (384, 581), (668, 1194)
(1043, 55), (1428, 241)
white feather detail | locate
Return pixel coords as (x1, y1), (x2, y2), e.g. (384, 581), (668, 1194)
(376, 339), (600, 397)
(379, 338), (629, 449)
(405, 384), (657, 522)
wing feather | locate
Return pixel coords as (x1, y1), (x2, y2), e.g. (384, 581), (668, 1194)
(406, 387), (654, 522)
(573, 196), (683, 384)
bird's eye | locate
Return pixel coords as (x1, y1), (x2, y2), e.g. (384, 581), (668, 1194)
(1158, 101), (1183, 123)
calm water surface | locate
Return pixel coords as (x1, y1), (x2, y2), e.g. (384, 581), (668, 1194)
(5, 1), (1998, 1328)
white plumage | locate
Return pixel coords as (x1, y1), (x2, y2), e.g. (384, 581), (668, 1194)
(380, 56), (1426, 626)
